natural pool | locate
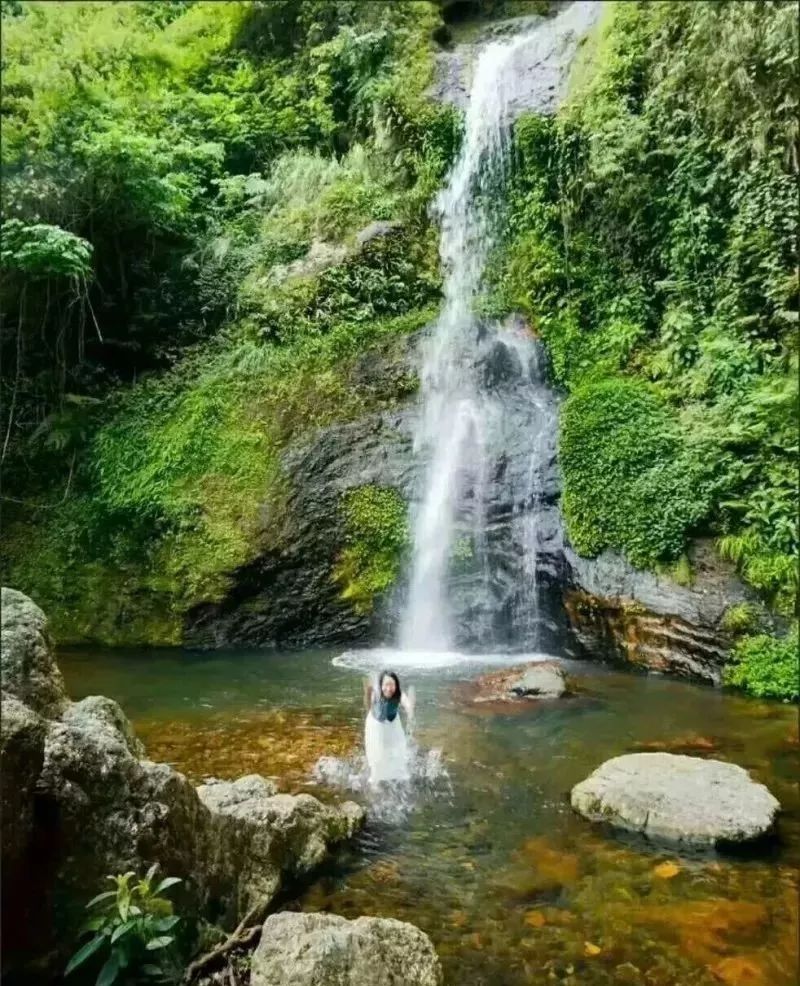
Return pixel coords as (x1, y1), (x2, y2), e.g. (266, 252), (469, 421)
(59, 647), (799, 986)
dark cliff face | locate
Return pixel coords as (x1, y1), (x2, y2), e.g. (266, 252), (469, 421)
(184, 323), (760, 684)
(184, 325), (574, 655)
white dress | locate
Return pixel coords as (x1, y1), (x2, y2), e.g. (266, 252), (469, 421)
(364, 696), (410, 784)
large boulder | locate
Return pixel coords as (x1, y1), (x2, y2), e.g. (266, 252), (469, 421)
(0, 588), (365, 983)
(197, 776), (364, 920)
(571, 753), (780, 846)
(1, 586), (68, 716)
(0, 697), (46, 870)
(250, 912), (443, 986)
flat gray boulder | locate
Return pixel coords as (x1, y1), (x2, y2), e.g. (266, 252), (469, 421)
(251, 912), (443, 986)
(571, 753), (780, 845)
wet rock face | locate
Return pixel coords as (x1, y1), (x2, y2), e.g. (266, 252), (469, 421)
(571, 753), (781, 846)
(197, 776), (364, 920)
(250, 912), (443, 986)
(0, 589), (364, 983)
(430, 2), (602, 118)
(184, 327), (570, 653)
(562, 541), (760, 684)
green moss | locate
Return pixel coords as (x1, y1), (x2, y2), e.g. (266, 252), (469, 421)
(724, 627), (799, 701)
(333, 485), (409, 614)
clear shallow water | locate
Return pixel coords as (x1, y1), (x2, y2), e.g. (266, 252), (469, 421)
(59, 647), (799, 986)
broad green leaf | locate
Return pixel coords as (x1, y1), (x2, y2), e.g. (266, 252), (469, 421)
(86, 891), (117, 909)
(65, 934), (105, 976)
(145, 936), (174, 951)
(110, 920), (136, 944)
(154, 877), (182, 894)
(153, 915), (180, 933)
(96, 951), (121, 986)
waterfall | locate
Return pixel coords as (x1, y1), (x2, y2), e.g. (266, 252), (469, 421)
(399, 32), (538, 652)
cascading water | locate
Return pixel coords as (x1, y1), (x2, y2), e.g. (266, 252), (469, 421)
(400, 31), (548, 654)
(336, 2), (601, 674)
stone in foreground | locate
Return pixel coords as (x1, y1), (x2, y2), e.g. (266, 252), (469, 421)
(251, 912), (443, 986)
(571, 753), (780, 846)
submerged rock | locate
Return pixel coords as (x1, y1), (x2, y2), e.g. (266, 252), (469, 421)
(0, 588), (365, 982)
(250, 912), (443, 986)
(570, 753), (780, 846)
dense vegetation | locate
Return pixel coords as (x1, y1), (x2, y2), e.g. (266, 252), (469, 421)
(491, 0), (798, 695)
(1, 0), (454, 641)
(1, 1), (796, 695)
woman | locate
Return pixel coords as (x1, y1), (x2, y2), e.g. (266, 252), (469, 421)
(363, 670), (415, 785)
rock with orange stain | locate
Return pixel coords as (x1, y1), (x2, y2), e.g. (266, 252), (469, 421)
(584, 941), (602, 957)
(517, 836), (581, 890)
(366, 859), (400, 885)
(635, 735), (718, 754)
(710, 955), (769, 986)
(652, 860), (681, 879)
(524, 910), (547, 928)
(541, 908), (576, 926)
(616, 899), (769, 967)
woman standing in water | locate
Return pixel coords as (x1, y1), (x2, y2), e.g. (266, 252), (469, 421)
(363, 670), (415, 785)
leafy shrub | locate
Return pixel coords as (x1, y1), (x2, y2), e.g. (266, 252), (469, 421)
(720, 603), (763, 636)
(488, 1), (798, 612)
(66, 867), (183, 985)
(724, 627), (799, 701)
(333, 485), (409, 613)
(559, 377), (715, 567)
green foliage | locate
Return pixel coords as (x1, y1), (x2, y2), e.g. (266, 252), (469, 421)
(0, 0), (449, 495)
(724, 626), (799, 701)
(1, 219), (92, 278)
(492, 1), (798, 605)
(3, 305), (433, 641)
(334, 485), (409, 613)
(66, 866), (183, 985)
(560, 377), (717, 568)
(720, 602), (763, 636)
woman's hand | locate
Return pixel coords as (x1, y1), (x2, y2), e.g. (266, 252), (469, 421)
(403, 685), (416, 720)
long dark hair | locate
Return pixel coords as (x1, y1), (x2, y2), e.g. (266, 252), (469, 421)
(378, 670), (401, 703)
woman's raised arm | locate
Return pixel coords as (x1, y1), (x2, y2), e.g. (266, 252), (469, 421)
(363, 678), (373, 711)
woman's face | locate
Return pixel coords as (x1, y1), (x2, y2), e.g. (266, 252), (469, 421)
(380, 675), (397, 699)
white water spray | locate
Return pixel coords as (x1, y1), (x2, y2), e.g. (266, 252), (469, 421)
(400, 34), (540, 652)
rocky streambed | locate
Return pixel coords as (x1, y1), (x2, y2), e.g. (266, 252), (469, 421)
(7, 610), (793, 986)
(2, 588), (427, 984)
